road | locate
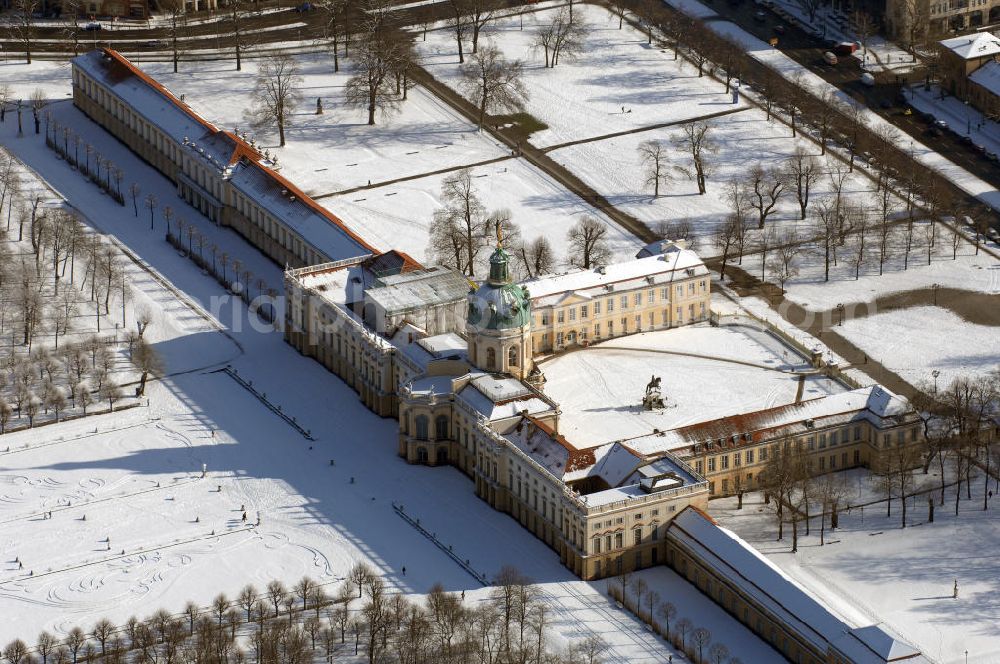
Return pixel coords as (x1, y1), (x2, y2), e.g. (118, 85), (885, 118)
(699, 0), (1000, 202)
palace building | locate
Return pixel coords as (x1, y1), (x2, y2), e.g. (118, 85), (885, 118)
(72, 49), (928, 661)
(71, 48), (374, 269)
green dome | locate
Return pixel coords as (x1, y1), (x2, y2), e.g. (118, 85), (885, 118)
(467, 246), (530, 331)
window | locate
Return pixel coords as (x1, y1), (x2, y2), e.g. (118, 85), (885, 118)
(747, 449), (754, 463)
(594, 301), (601, 315)
(486, 347), (496, 370)
(557, 310), (565, 323)
(608, 320), (614, 335)
(695, 460), (704, 474)
(633, 528), (642, 545)
(435, 415), (449, 440)
(734, 452), (742, 467)
(415, 415), (429, 441)
(508, 346), (518, 367)
(760, 447), (768, 461)
(621, 295), (629, 309)
(569, 308), (576, 321)
(676, 285), (683, 297)
(709, 481), (716, 494)
(676, 306), (683, 321)
(607, 298), (614, 312)
(556, 332), (564, 346)
(708, 457), (716, 472)
(634, 292), (643, 306)
(614, 533), (623, 549)
(721, 455), (730, 470)
(594, 323), (600, 336)
(819, 434), (827, 449)
(593, 537), (601, 554)
(722, 478), (729, 493)
(621, 317), (628, 332)
(648, 289), (655, 303)
(581, 305), (588, 319)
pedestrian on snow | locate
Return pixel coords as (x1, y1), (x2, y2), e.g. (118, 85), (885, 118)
(460, 590), (465, 600)
(401, 566), (406, 576)
(350, 477), (355, 484)
(242, 512), (247, 523)
(953, 578), (959, 599)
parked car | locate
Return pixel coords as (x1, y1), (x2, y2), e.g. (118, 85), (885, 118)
(973, 143), (987, 154)
(987, 151), (999, 162)
(293, 2), (313, 11)
(83, 22), (101, 31)
(924, 126), (943, 137)
(860, 72), (875, 86)
(933, 119), (948, 129)
(960, 135), (974, 145)
(921, 111), (937, 123)
(834, 41), (858, 56)
(822, 51), (839, 65)
(753, 10), (767, 21)
(773, 24), (786, 34)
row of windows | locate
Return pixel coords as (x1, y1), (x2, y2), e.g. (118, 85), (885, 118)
(543, 304), (708, 348)
(537, 281), (707, 326)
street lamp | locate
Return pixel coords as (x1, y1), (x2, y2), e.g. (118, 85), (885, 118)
(932, 369), (940, 393)
(931, 283), (940, 306)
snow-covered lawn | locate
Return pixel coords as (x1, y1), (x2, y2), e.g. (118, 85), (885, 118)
(547, 108), (876, 241)
(775, 228), (1000, 311)
(138, 53), (508, 195)
(712, 476), (1000, 664)
(416, 2), (746, 148)
(540, 324), (845, 447)
(838, 306), (999, 388)
(323, 156), (644, 267)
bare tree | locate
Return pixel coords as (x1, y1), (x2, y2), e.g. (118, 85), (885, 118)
(9, 0), (38, 64)
(784, 147), (820, 220)
(747, 163), (784, 228)
(638, 140), (671, 197)
(247, 54), (302, 147)
(429, 168), (491, 276)
(516, 236), (556, 279)
(674, 121), (715, 194)
(534, 7), (585, 68)
(692, 627), (712, 663)
(713, 214), (740, 280)
(461, 42), (528, 130)
(567, 216), (611, 269)
(345, 28), (401, 126)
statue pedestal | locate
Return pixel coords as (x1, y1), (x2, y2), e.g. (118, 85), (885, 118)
(642, 390), (665, 411)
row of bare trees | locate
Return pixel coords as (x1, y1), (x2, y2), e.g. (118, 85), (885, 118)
(745, 370), (999, 552)
(608, 571), (739, 664)
(2, 565), (610, 664)
(427, 168), (613, 280)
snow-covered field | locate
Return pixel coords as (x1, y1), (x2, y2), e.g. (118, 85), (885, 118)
(540, 324), (845, 447)
(776, 227), (1000, 311)
(323, 156), (643, 267)
(417, 3), (746, 148)
(838, 306), (999, 388)
(713, 474), (1000, 664)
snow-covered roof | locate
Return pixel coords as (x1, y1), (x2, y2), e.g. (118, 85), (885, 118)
(405, 375), (456, 397)
(73, 49), (220, 152)
(229, 160), (373, 263)
(73, 49), (377, 264)
(667, 508), (929, 663)
(969, 59), (1000, 97)
(457, 375), (555, 421)
(523, 247), (707, 305)
(396, 332), (469, 373)
(365, 267), (470, 314)
(624, 386), (913, 456)
(418, 332), (467, 357)
(939, 32), (1000, 59)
